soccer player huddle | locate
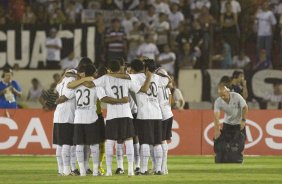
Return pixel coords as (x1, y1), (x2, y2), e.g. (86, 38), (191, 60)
(53, 57), (173, 177)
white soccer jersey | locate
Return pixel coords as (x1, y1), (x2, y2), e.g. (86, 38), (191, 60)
(129, 94), (138, 114)
(93, 75), (141, 120)
(129, 73), (169, 120)
(53, 76), (76, 124)
(73, 86), (106, 124)
(158, 86), (173, 120)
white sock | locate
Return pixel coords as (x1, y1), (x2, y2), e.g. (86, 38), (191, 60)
(134, 143), (140, 169)
(62, 145), (71, 175)
(70, 146), (77, 171)
(154, 145), (163, 172)
(125, 140), (134, 175)
(90, 144), (100, 175)
(106, 140), (115, 175)
(76, 145), (86, 175)
(161, 142), (168, 173)
(56, 145), (63, 174)
(140, 144), (150, 173)
(116, 143), (124, 170)
(150, 145), (155, 171)
(84, 145), (91, 171)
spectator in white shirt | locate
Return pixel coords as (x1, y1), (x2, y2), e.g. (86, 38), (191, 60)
(264, 83), (282, 103)
(26, 78), (42, 102)
(157, 45), (176, 76)
(136, 33), (159, 60)
(169, 2), (184, 36)
(232, 51), (250, 69)
(142, 5), (158, 31)
(155, 12), (170, 51)
(255, 2), (277, 60)
(127, 21), (144, 62)
(170, 77), (185, 109)
(220, 0), (241, 14)
(190, 0), (211, 19)
(153, 0), (171, 15)
(45, 28), (62, 69)
(61, 52), (79, 70)
(274, 0), (282, 16)
(122, 11), (139, 35)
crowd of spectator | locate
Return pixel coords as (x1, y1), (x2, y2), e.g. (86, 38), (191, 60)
(1, 0), (282, 75)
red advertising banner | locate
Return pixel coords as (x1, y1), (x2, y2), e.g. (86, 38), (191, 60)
(167, 110), (202, 155)
(0, 109), (282, 155)
(0, 109), (55, 155)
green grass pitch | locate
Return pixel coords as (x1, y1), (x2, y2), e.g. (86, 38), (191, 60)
(0, 156), (282, 184)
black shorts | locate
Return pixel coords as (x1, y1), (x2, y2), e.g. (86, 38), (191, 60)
(135, 119), (162, 145)
(97, 113), (105, 142)
(105, 117), (135, 140)
(53, 123), (74, 145)
(74, 121), (103, 145)
(162, 117), (173, 141)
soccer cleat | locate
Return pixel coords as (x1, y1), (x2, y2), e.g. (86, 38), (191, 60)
(58, 173), (64, 176)
(86, 169), (93, 175)
(71, 169), (80, 176)
(98, 167), (105, 175)
(154, 171), (162, 175)
(115, 168), (125, 175)
(134, 167), (141, 175)
(128, 172), (134, 177)
(93, 172), (102, 176)
(105, 172), (112, 176)
(140, 171), (149, 175)
(62, 173), (72, 176)
(163, 169), (168, 175)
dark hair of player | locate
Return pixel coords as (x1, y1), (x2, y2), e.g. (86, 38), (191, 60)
(232, 70), (243, 79)
(96, 66), (108, 78)
(130, 59), (144, 72)
(78, 57), (93, 67)
(144, 58), (156, 72)
(77, 64), (96, 77)
(108, 59), (121, 72)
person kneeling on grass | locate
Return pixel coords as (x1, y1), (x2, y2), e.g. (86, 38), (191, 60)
(213, 84), (248, 163)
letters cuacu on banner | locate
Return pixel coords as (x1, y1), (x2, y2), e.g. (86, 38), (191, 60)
(0, 24), (95, 69)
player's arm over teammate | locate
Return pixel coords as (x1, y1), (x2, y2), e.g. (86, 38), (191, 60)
(58, 79), (129, 105)
(57, 89), (129, 105)
(107, 71), (153, 93)
(100, 95), (129, 104)
(69, 71), (153, 94)
(67, 76), (95, 89)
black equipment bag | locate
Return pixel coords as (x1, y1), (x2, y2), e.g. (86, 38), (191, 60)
(214, 124), (245, 163)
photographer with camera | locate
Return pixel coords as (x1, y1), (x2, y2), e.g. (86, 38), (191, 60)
(0, 67), (22, 109)
(230, 70), (248, 100)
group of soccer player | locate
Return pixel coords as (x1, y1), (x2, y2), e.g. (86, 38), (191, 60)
(53, 56), (174, 177)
